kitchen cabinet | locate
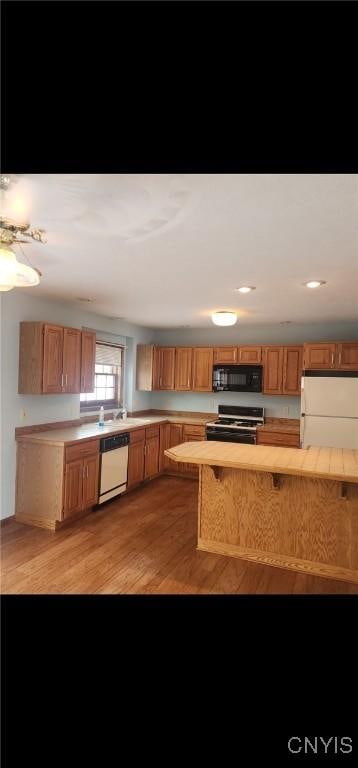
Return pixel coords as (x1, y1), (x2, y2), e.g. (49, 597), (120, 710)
(256, 430), (300, 448)
(182, 425), (206, 476)
(63, 327), (81, 393)
(303, 343), (336, 370)
(213, 346), (238, 364)
(63, 442), (99, 519)
(174, 347), (192, 390)
(192, 348), (214, 391)
(282, 346), (303, 396)
(42, 324), (64, 393)
(81, 330), (96, 393)
(263, 346), (284, 395)
(165, 423), (184, 473)
(136, 345), (174, 390)
(128, 430), (146, 488)
(18, 322), (91, 394)
(158, 347), (175, 390)
(238, 346), (262, 364)
(144, 424), (160, 478)
(128, 426), (159, 486)
(336, 342), (358, 371)
(159, 423), (171, 472)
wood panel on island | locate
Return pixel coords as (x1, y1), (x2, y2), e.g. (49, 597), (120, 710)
(18, 322), (96, 394)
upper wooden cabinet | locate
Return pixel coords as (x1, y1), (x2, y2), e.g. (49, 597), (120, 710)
(263, 346), (303, 396)
(282, 346), (303, 396)
(42, 324), (64, 394)
(81, 330), (96, 393)
(263, 346), (284, 394)
(238, 346), (262, 364)
(303, 342), (358, 371)
(175, 347), (192, 390)
(337, 342), (358, 370)
(192, 348), (214, 391)
(303, 343), (336, 370)
(136, 345), (175, 390)
(158, 347), (175, 390)
(213, 346), (238, 364)
(62, 328), (81, 393)
(19, 322), (86, 394)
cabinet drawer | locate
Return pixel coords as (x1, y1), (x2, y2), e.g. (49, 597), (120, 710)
(182, 424), (206, 438)
(130, 428), (146, 444)
(65, 439), (100, 462)
(145, 424), (160, 439)
(257, 431), (300, 448)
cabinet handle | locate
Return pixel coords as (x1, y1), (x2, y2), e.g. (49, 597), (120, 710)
(338, 352), (342, 367)
(61, 373), (64, 388)
(331, 352), (335, 366)
(159, 377), (162, 387)
(86, 465), (89, 478)
(81, 374), (84, 391)
(65, 373), (68, 386)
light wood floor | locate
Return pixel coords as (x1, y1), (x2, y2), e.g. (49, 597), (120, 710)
(1, 476), (358, 594)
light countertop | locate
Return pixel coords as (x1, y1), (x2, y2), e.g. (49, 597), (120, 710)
(165, 442), (358, 483)
(16, 415), (210, 446)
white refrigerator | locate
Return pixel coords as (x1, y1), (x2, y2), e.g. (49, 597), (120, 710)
(300, 373), (358, 449)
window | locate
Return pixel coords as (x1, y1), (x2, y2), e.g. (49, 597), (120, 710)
(80, 341), (124, 410)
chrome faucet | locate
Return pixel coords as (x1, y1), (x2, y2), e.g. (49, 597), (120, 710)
(114, 407), (127, 421)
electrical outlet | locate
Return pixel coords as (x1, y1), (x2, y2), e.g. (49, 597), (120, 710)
(20, 409), (27, 422)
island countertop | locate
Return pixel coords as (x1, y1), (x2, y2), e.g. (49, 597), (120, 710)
(165, 442), (358, 484)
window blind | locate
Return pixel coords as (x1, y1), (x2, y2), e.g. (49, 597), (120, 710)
(95, 342), (123, 367)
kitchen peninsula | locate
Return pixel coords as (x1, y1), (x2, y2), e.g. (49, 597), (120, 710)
(165, 442), (358, 584)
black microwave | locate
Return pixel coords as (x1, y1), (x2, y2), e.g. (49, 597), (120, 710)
(212, 365), (262, 393)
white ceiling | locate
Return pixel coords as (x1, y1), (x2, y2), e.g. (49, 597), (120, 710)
(3, 174), (358, 327)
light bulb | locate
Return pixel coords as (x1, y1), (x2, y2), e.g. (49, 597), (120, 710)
(212, 311), (237, 326)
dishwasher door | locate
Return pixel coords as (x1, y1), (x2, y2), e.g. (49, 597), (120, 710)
(99, 445), (129, 504)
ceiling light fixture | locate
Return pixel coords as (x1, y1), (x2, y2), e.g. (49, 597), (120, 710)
(304, 280), (326, 289)
(236, 286), (256, 293)
(0, 176), (46, 291)
(212, 311), (237, 326)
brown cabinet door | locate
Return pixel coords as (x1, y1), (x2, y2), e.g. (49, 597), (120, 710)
(263, 347), (284, 394)
(282, 346), (303, 395)
(127, 441), (145, 488)
(152, 347), (161, 390)
(182, 432), (204, 476)
(63, 327), (81, 393)
(81, 330), (96, 393)
(175, 348), (193, 390)
(144, 436), (160, 479)
(192, 348), (214, 391)
(43, 324), (64, 393)
(336, 342), (358, 370)
(213, 346), (238, 364)
(238, 346), (262, 364)
(159, 347), (175, 389)
(167, 423), (183, 472)
(63, 459), (83, 518)
(159, 423), (171, 472)
(82, 454), (99, 508)
(303, 343), (336, 369)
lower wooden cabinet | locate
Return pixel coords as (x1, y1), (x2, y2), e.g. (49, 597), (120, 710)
(256, 430), (300, 448)
(182, 426), (206, 475)
(128, 439), (145, 487)
(163, 423), (206, 476)
(127, 426), (160, 487)
(63, 450), (99, 519)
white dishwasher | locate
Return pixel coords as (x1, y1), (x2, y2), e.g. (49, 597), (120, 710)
(99, 432), (129, 505)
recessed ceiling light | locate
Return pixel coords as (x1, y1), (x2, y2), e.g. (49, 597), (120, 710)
(236, 286), (256, 293)
(304, 280), (326, 289)
(212, 311), (237, 326)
